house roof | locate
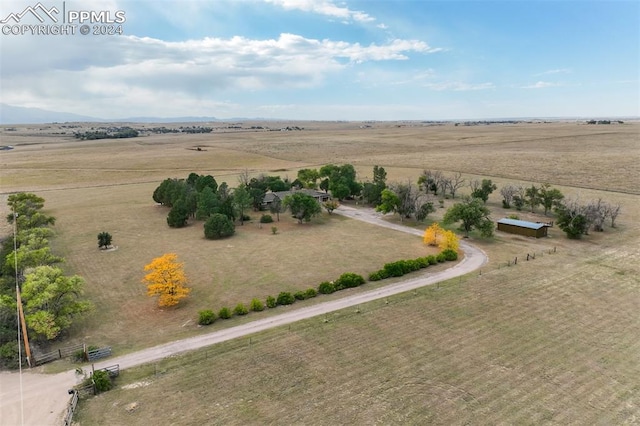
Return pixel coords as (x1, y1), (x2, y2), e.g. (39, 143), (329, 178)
(497, 218), (546, 230)
(262, 189), (329, 203)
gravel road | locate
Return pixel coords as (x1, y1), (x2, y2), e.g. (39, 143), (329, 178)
(0, 206), (487, 426)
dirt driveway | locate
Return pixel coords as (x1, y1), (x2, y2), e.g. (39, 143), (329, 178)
(0, 206), (487, 426)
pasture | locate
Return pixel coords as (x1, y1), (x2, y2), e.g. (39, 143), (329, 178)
(1, 120), (638, 423)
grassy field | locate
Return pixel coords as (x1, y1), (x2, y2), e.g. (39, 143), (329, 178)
(1, 121), (639, 423)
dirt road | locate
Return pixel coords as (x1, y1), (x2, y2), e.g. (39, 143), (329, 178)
(0, 206), (487, 426)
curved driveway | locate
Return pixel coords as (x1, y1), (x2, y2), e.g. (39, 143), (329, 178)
(0, 206), (487, 426)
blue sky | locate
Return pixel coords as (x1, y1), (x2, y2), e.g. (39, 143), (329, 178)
(0, 0), (638, 120)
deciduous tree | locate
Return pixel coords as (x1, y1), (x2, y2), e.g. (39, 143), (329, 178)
(470, 179), (497, 203)
(142, 253), (190, 307)
(443, 197), (494, 237)
(21, 266), (93, 340)
(539, 183), (564, 216)
(282, 193), (322, 224)
(232, 186), (253, 225)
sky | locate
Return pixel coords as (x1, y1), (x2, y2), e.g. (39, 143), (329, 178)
(0, 0), (638, 120)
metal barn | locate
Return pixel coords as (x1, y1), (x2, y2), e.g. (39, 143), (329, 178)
(497, 218), (548, 238)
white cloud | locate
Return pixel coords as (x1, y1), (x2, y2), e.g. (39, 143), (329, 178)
(423, 81), (495, 91)
(521, 81), (562, 89)
(1, 32), (436, 117)
(534, 68), (572, 76)
(263, 0), (375, 22)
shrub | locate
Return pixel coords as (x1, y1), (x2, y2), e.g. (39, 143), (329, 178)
(260, 214), (274, 223)
(508, 214), (520, 220)
(318, 281), (336, 294)
(383, 261), (406, 277)
(266, 296), (277, 308)
(441, 248), (458, 261)
(242, 214), (251, 222)
(0, 342), (20, 369)
(233, 303), (248, 316)
(426, 255), (438, 265)
(250, 298), (265, 312)
(276, 292), (295, 305)
(271, 226), (278, 235)
(218, 306), (232, 319)
(304, 288), (317, 298)
(334, 272), (365, 289)
(294, 291), (307, 300)
(436, 252), (447, 263)
(92, 369), (112, 392)
(417, 257), (430, 268)
(368, 271), (383, 281)
(198, 309), (217, 325)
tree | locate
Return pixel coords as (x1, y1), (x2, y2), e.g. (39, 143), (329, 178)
(233, 186), (253, 225)
(418, 170), (443, 195)
(555, 201), (589, 239)
(21, 266), (93, 340)
(539, 183), (564, 216)
(524, 185), (541, 213)
(204, 213), (235, 239)
(215, 182), (236, 221)
(470, 179), (497, 203)
(423, 223), (443, 246)
(195, 174), (218, 193)
(500, 184), (520, 209)
(362, 165), (387, 205)
(323, 200), (339, 214)
(142, 253), (190, 307)
(443, 197), (494, 237)
(97, 232), (112, 249)
(282, 193), (322, 224)
(320, 164), (362, 200)
(376, 189), (401, 217)
(269, 195), (283, 222)
(297, 168), (320, 189)
(447, 172), (465, 199)
(167, 198), (189, 228)
(6, 193), (55, 229)
(415, 202), (435, 222)
(196, 186), (218, 220)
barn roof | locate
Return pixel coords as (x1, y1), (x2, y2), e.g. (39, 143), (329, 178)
(497, 218), (546, 230)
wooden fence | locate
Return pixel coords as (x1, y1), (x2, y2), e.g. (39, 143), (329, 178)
(33, 343), (84, 366)
(62, 389), (79, 426)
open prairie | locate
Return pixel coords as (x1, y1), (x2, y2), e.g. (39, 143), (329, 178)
(1, 120), (639, 424)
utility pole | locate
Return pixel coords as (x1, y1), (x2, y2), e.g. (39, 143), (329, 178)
(13, 209), (32, 367)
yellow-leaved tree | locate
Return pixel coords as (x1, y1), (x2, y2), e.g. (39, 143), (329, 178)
(142, 253), (190, 307)
(423, 223), (460, 252)
(423, 223), (443, 246)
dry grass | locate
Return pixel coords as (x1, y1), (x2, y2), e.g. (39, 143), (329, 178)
(1, 121), (639, 423)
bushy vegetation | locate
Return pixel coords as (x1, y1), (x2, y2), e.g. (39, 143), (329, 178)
(0, 194), (92, 368)
(233, 303), (249, 316)
(204, 214), (235, 239)
(266, 296), (277, 308)
(276, 292), (296, 306)
(218, 307), (232, 319)
(91, 369), (113, 393)
(250, 298), (265, 312)
(318, 281), (336, 294)
(260, 214), (273, 223)
(368, 250), (458, 281)
(198, 309), (217, 325)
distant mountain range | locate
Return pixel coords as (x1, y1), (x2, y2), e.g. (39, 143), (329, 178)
(0, 104), (223, 125)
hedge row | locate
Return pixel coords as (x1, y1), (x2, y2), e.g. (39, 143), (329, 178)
(197, 251), (457, 326)
(368, 249), (458, 281)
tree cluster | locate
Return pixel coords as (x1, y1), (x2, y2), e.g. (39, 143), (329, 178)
(73, 127), (139, 140)
(555, 198), (621, 239)
(0, 194), (92, 367)
(418, 170), (466, 199)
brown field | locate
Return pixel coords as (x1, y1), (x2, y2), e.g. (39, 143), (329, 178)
(1, 121), (639, 424)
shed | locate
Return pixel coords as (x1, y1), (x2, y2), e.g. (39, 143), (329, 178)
(497, 218), (548, 238)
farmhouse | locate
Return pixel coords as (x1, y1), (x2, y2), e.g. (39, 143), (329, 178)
(262, 189), (331, 207)
(497, 218), (548, 238)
